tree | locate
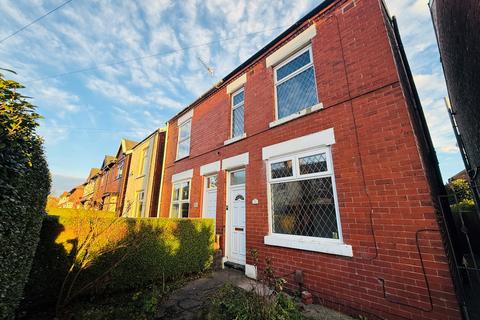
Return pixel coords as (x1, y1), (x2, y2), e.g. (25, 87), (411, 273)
(0, 70), (50, 319)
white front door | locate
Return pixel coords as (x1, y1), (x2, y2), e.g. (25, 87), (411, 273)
(228, 170), (246, 265)
(203, 175), (217, 229)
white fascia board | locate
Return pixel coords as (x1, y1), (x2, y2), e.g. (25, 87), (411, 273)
(262, 128), (335, 160)
(200, 161), (221, 176)
(226, 73), (247, 94)
(177, 109), (194, 126)
(221, 152), (249, 170)
(172, 169), (193, 182)
(266, 24), (317, 68)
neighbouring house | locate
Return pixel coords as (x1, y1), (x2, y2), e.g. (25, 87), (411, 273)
(448, 170), (468, 185)
(114, 138), (138, 216)
(57, 192), (70, 208)
(123, 129), (166, 218)
(430, 0), (480, 213)
(158, 0), (462, 319)
(80, 168), (100, 209)
(46, 195), (59, 208)
(93, 155), (116, 211)
(67, 184), (85, 209)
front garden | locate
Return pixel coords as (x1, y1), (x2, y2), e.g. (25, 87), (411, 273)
(17, 209), (215, 319)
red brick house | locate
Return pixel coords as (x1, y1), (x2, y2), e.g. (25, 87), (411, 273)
(94, 155), (117, 211)
(67, 184), (85, 209)
(158, 0), (461, 319)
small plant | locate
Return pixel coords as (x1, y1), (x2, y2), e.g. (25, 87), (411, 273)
(208, 249), (307, 320)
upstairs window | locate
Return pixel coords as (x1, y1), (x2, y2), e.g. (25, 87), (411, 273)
(231, 88), (245, 138)
(171, 180), (190, 218)
(139, 147), (149, 175)
(274, 46), (318, 120)
(177, 120), (191, 159)
(116, 160), (124, 179)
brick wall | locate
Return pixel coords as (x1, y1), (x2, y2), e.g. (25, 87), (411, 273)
(159, 0), (461, 319)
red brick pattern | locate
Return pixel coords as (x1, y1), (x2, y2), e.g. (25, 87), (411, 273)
(158, 0), (461, 319)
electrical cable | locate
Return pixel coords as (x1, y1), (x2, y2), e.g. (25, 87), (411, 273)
(23, 25), (288, 84)
(0, 0), (74, 44)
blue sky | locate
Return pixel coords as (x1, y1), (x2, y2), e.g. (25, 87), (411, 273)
(0, 0), (463, 195)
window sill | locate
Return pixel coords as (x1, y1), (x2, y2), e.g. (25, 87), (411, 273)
(269, 103), (323, 128)
(224, 133), (247, 145)
(264, 233), (353, 257)
(175, 154), (189, 162)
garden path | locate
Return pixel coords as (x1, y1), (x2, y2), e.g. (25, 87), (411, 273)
(155, 268), (352, 320)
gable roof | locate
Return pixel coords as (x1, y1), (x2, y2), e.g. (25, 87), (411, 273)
(167, 0), (337, 124)
(115, 138), (139, 158)
(101, 155), (116, 169)
(87, 168), (100, 180)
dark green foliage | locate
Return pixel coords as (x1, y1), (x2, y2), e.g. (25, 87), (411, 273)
(208, 284), (307, 320)
(0, 72), (50, 319)
(20, 213), (214, 317)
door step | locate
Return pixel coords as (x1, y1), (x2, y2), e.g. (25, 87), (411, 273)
(224, 261), (245, 272)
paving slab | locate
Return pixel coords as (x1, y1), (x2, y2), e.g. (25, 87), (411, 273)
(155, 268), (353, 320)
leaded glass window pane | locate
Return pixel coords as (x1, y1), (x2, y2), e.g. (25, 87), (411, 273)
(233, 90), (244, 106)
(271, 160), (293, 179)
(276, 67), (318, 119)
(276, 50), (311, 81)
(179, 121), (191, 140)
(232, 105), (244, 138)
(299, 153), (327, 175)
(271, 177), (338, 239)
(178, 139), (190, 158)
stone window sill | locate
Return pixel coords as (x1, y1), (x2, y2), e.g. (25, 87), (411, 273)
(224, 133), (247, 145)
(269, 103), (323, 128)
(264, 233), (352, 257)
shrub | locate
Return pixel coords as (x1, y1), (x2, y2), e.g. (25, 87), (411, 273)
(208, 284), (307, 320)
(21, 211), (214, 316)
(0, 72), (50, 319)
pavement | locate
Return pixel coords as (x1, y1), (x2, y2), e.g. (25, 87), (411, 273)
(155, 268), (352, 320)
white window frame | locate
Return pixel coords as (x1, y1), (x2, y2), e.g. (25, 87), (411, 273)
(136, 190), (145, 217)
(176, 119), (191, 160)
(265, 146), (352, 257)
(273, 45), (320, 121)
(139, 147), (149, 176)
(170, 179), (191, 218)
(116, 160), (124, 180)
(230, 87), (245, 139)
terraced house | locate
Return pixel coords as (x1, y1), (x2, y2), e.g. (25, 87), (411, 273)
(123, 129), (166, 218)
(159, 0), (462, 319)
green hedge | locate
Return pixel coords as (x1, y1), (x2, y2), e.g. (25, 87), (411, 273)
(0, 72), (50, 319)
(21, 212), (214, 315)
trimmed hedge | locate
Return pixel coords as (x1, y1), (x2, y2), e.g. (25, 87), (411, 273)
(21, 211), (214, 314)
(0, 73), (50, 319)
